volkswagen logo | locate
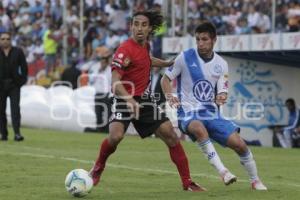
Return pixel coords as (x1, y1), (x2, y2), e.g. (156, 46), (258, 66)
(193, 80), (214, 102)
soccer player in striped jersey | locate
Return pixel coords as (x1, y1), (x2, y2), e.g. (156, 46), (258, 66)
(161, 21), (267, 190)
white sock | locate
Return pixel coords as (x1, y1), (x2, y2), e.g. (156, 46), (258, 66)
(198, 139), (227, 175)
(276, 133), (289, 148)
(239, 149), (259, 182)
(283, 130), (292, 148)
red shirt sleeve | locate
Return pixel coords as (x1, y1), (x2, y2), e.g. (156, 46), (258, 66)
(111, 46), (131, 78)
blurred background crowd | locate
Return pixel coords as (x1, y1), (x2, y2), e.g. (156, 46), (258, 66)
(0, 0), (300, 86)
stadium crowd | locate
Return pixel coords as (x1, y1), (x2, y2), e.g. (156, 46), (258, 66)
(0, 0), (299, 82)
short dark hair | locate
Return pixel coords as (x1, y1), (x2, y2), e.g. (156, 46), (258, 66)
(0, 31), (11, 38)
(195, 21), (217, 39)
(285, 98), (295, 106)
(132, 9), (163, 35)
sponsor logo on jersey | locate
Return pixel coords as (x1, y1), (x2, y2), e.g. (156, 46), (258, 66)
(118, 53), (124, 59)
(191, 62), (198, 67)
(193, 80), (214, 102)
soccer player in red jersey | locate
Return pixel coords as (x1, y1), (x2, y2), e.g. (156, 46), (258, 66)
(89, 10), (206, 192)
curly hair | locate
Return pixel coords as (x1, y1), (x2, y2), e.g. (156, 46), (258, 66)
(132, 9), (164, 35)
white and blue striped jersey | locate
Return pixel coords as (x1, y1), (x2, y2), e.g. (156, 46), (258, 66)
(165, 48), (229, 114)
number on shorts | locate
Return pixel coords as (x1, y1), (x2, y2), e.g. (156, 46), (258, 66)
(116, 112), (122, 120)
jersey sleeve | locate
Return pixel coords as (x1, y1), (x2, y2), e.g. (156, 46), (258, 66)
(217, 61), (229, 94)
(164, 53), (183, 80)
(111, 46), (131, 77)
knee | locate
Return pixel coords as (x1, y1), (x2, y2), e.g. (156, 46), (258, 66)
(188, 121), (209, 142)
(164, 131), (179, 147)
(108, 131), (124, 146)
(230, 140), (248, 154)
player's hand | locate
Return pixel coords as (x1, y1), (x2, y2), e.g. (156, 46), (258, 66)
(166, 58), (175, 66)
(126, 98), (141, 119)
(166, 94), (180, 108)
(215, 93), (227, 106)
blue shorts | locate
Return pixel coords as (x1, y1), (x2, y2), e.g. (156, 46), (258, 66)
(178, 110), (240, 146)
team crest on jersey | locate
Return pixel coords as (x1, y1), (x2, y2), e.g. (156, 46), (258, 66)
(123, 57), (130, 67)
(210, 64), (222, 76)
(193, 80), (214, 102)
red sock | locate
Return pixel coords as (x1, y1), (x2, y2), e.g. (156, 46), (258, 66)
(169, 142), (192, 188)
(94, 138), (117, 172)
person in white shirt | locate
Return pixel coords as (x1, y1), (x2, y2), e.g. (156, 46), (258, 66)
(85, 46), (113, 133)
(161, 21), (267, 190)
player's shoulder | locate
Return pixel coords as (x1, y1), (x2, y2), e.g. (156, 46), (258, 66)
(214, 52), (228, 67)
(114, 39), (133, 58)
(178, 48), (196, 59)
(117, 39), (132, 49)
(182, 47), (196, 55)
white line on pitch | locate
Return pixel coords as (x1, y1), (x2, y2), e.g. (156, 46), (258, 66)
(1, 150), (300, 189)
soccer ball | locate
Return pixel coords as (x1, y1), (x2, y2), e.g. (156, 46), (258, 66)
(65, 169), (93, 197)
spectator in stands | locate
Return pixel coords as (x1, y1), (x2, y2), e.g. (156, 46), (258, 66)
(235, 17), (251, 34)
(0, 20), (6, 33)
(287, 1), (300, 32)
(84, 26), (98, 59)
(276, 4), (289, 32)
(61, 60), (81, 89)
(257, 11), (271, 33)
(0, 6), (10, 30)
(247, 4), (261, 31)
(43, 23), (63, 77)
(51, 0), (63, 26)
(0, 31), (28, 141)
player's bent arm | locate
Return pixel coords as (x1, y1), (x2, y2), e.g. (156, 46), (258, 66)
(111, 70), (139, 117)
(161, 75), (180, 108)
(151, 56), (174, 68)
(161, 75), (173, 97)
(111, 70), (133, 101)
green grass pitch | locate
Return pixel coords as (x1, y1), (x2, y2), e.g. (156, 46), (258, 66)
(0, 127), (299, 200)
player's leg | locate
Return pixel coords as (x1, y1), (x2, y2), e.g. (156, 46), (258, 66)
(155, 120), (206, 192)
(226, 133), (267, 190)
(0, 90), (8, 140)
(282, 129), (293, 148)
(89, 121), (127, 186)
(187, 120), (237, 185)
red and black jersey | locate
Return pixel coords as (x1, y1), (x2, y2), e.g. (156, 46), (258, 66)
(111, 38), (151, 96)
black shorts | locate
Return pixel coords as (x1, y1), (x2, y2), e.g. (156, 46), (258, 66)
(110, 95), (169, 138)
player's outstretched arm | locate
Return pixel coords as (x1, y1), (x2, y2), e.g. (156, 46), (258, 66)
(151, 56), (174, 68)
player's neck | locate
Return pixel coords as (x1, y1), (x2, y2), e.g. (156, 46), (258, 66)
(1, 46), (12, 55)
(198, 50), (214, 63)
(132, 37), (147, 47)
